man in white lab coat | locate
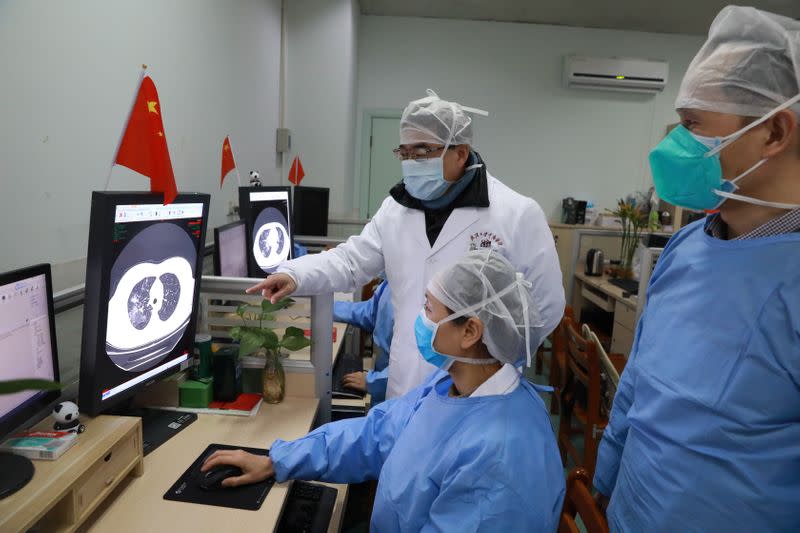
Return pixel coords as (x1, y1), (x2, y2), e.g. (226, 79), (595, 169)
(250, 89), (564, 399)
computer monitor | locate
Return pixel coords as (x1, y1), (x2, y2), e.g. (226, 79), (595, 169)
(79, 192), (210, 416)
(292, 186), (330, 237)
(213, 221), (248, 278)
(0, 264), (60, 498)
(0, 264), (60, 439)
(238, 186), (294, 277)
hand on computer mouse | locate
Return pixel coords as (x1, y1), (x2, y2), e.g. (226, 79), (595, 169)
(199, 465), (243, 491)
(201, 449), (275, 488)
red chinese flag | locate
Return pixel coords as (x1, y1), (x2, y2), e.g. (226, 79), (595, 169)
(115, 76), (178, 205)
(220, 136), (236, 188)
(288, 156), (305, 185)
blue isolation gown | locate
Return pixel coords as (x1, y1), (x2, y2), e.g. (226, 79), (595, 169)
(269, 370), (565, 532)
(594, 219), (800, 532)
(333, 281), (393, 402)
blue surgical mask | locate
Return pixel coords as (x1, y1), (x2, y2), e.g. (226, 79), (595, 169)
(414, 309), (497, 370)
(402, 157), (449, 201)
(649, 93), (800, 212)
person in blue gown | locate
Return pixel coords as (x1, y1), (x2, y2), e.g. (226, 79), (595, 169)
(594, 6), (800, 532)
(334, 280), (392, 403)
(203, 250), (565, 532)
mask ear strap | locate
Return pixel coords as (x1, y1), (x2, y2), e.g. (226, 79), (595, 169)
(708, 92), (800, 157)
(714, 189), (800, 210)
(516, 273), (533, 367)
(729, 158), (768, 186)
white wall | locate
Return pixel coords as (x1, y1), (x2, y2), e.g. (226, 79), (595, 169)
(0, 0), (283, 284)
(284, 0), (359, 219)
(356, 16), (706, 220)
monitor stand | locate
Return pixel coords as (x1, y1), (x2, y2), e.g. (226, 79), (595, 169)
(109, 400), (198, 456)
(0, 451), (34, 499)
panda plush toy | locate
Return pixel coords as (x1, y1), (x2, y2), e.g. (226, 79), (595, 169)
(249, 170), (262, 187)
(52, 401), (85, 434)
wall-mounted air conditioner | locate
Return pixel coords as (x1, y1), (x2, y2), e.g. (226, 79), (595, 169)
(564, 55), (668, 94)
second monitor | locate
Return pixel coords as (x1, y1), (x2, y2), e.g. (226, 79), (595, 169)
(239, 186), (294, 277)
(213, 221), (248, 278)
(292, 186), (329, 237)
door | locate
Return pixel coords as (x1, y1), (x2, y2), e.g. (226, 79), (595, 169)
(367, 117), (402, 217)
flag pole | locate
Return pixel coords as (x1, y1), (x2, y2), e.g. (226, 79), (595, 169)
(105, 64), (148, 190)
(229, 135), (242, 186)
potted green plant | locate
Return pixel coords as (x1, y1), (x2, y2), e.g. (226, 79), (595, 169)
(606, 199), (649, 279)
(229, 298), (311, 404)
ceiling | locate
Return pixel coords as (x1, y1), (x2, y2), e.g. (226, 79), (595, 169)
(359, 0), (800, 36)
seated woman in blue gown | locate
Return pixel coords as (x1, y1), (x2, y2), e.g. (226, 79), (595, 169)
(202, 249), (565, 532)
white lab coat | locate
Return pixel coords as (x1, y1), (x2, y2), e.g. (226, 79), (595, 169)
(278, 174), (564, 398)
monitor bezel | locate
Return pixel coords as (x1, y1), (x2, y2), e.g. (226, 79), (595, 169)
(0, 263), (61, 440)
(78, 191), (210, 416)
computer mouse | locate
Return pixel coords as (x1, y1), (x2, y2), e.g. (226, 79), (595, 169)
(198, 464), (243, 491)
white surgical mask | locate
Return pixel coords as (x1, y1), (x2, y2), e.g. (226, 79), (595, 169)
(402, 157), (448, 200)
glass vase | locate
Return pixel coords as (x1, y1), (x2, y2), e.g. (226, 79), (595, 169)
(262, 351), (285, 404)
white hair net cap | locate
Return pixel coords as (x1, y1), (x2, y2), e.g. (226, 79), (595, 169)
(675, 6), (800, 116)
(400, 89), (488, 147)
(428, 249), (544, 366)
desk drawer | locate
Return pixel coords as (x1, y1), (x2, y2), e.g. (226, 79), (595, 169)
(611, 323), (635, 355)
(614, 302), (637, 331)
(581, 285), (615, 313)
(74, 427), (141, 521)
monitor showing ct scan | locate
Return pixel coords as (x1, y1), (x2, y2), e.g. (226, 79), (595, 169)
(79, 192), (210, 416)
(238, 187), (294, 277)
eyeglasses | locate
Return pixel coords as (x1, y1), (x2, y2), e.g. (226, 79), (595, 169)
(392, 145), (453, 161)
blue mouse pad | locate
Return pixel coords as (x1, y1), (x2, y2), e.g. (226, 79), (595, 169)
(163, 443), (274, 510)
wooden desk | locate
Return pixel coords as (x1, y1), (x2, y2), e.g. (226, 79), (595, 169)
(573, 272), (638, 356)
(78, 398), (347, 533)
(0, 416), (143, 533)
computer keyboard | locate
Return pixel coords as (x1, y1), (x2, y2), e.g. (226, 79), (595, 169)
(276, 481), (338, 533)
(332, 351), (365, 399)
(607, 278), (639, 296)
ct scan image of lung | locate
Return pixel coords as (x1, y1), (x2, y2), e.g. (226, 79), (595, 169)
(252, 207), (290, 273)
(106, 223), (197, 372)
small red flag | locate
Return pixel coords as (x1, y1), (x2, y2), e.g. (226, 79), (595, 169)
(288, 156), (305, 185)
(220, 136), (236, 188)
(114, 75), (178, 205)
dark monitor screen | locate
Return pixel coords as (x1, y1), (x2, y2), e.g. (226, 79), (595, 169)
(293, 186), (330, 237)
(79, 192), (210, 416)
(213, 221), (248, 277)
(238, 187), (294, 277)
(0, 264), (60, 439)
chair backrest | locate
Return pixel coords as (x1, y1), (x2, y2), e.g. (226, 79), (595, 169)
(582, 324), (619, 386)
(559, 468), (610, 533)
(564, 317), (603, 417)
(552, 306), (574, 355)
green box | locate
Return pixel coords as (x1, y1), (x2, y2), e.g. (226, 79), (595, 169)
(179, 378), (213, 408)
